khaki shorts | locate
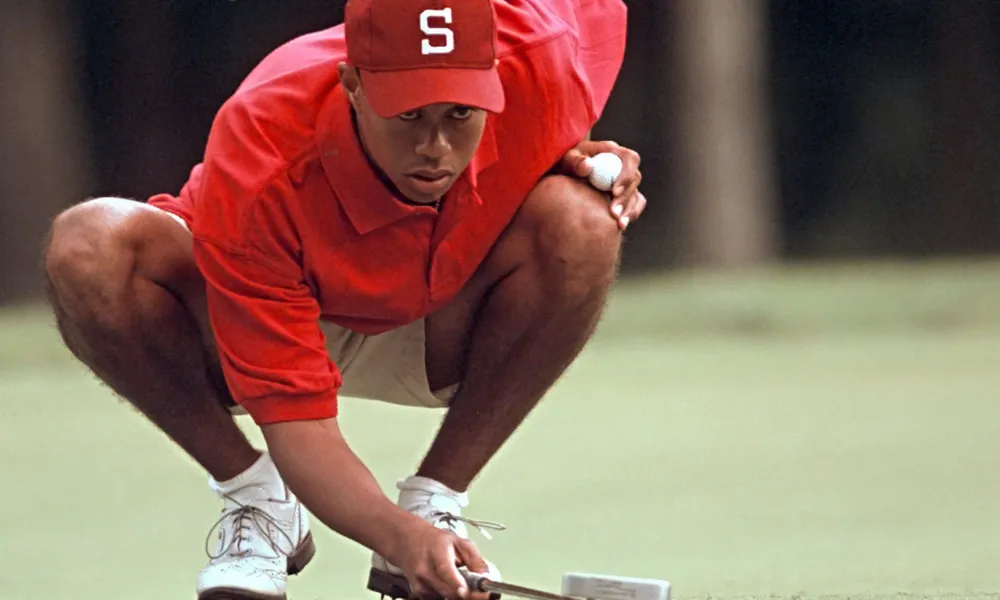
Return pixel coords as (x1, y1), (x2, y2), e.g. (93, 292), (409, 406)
(231, 318), (457, 414)
(157, 207), (457, 413)
(319, 318), (458, 408)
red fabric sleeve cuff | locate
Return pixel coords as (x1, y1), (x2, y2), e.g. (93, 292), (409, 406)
(239, 389), (339, 424)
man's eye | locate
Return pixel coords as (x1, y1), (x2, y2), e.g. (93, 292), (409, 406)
(398, 111), (420, 121)
(451, 107), (475, 120)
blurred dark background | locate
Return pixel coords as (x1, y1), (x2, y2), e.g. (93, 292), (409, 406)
(2, 0), (999, 303)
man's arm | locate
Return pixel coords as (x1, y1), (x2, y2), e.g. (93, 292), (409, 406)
(192, 233), (412, 548)
(192, 219), (487, 599)
(265, 421), (491, 600)
(262, 418), (416, 558)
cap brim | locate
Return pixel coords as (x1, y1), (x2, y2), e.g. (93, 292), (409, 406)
(360, 67), (505, 118)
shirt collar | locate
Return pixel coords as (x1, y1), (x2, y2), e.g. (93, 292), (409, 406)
(316, 85), (499, 235)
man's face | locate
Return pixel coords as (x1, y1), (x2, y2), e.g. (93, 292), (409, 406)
(339, 65), (489, 205)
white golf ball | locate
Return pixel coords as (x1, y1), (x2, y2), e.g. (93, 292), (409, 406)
(588, 152), (623, 192)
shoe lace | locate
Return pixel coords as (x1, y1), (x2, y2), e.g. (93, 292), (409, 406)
(205, 495), (296, 560)
(431, 511), (507, 540)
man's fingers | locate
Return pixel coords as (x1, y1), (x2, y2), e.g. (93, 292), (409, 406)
(611, 184), (646, 230)
(609, 167), (641, 222)
(454, 538), (489, 573)
(428, 549), (470, 600)
(622, 174), (642, 211)
(452, 544), (487, 592)
(561, 149), (592, 177)
(625, 190), (646, 221)
(454, 539), (492, 600)
(632, 190), (648, 220)
(611, 150), (641, 197)
(609, 193), (626, 225)
(577, 139), (621, 156)
(418, 568), (465, 600)
(617, 190), (647, 230)
(567, 139), (645, 229)
(410, 577), (441, 600)
(410, 540), (466, 600)
(611, 169), (639, 204)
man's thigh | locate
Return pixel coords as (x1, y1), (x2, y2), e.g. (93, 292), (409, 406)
(137, 201), (231, 400)
(422, 174), (598, 392)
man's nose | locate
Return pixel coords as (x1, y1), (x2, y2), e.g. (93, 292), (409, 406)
(415, 126), (449, 160)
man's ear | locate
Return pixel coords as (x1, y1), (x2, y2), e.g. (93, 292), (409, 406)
(337, 62), (362, 108)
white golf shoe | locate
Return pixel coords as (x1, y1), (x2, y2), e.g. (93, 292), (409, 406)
(368, 475), (504, 599)
(197, 453), (315, 600)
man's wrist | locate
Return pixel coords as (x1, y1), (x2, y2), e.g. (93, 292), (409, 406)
(261, 418), (423, 563)
(367, 503), (425, 564)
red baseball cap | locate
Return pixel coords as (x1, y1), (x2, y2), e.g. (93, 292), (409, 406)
(345, 0), (506, 118)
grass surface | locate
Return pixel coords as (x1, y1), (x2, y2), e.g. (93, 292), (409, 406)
(1, 258), (999, 600)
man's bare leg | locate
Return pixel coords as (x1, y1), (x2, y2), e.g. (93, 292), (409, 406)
(44, 198), (259, 481)
(420, 175), (621, 492)
(44, 198), (315, 599)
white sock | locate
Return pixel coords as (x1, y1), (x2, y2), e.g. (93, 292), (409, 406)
(209, 452), (283, 496)
(396, 475), (468, 513)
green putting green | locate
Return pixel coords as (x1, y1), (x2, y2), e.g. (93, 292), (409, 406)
(2, 259), (998, 600)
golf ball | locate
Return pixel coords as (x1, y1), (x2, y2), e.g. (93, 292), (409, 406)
(588, 152), (623, 192)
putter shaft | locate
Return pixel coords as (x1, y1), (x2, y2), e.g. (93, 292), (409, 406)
(464, 573), (577, 600)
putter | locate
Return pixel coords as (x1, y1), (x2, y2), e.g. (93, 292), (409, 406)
(461, 570), (671, 600)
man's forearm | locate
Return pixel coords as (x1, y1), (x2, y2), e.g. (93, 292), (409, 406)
(261, 417), (418, 561)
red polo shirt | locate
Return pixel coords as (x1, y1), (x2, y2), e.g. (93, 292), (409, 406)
(148, 0), (627, 424)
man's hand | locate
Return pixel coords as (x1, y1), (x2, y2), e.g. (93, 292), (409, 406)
(389, 520), (492, 600)
(560, 140), (646, 231)
(262, 418), (494, 600)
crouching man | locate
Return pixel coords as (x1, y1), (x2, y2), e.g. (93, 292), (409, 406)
(43, 0), (643, 598)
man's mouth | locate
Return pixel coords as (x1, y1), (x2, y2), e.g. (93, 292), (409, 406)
(407, 169), (452, 182)
(405, 169), (453, 196)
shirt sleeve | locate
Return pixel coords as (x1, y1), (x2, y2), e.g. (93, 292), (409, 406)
(573, 0), (627, 120)
(530, 0), (627, 122)
(190, 96), (342, 425)
(193, 231), (343, 424)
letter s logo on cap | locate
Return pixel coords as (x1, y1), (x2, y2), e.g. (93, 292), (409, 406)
(420, 8), (455, 55)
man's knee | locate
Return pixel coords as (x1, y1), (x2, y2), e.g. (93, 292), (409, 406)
(516, 175), (622, 295)
(44, 197), (161, 333)
(46, 198), (131, 297)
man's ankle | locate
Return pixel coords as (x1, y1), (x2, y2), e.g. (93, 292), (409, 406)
(397, 475), (469, 514)
(411, 468), (470, 494)
(209, 450), (278, 495)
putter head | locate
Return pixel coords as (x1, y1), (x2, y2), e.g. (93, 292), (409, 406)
(561, 573), (671, 600)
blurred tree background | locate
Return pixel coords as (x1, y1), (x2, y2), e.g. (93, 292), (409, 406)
(1, 0), (998, 303)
